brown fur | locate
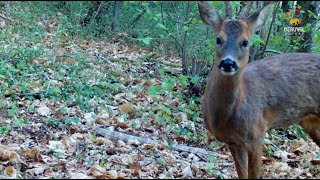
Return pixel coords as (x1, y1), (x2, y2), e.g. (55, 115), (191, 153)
(198, 1), (320, 179)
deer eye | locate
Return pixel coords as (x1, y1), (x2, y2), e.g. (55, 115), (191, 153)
(216, 37), (222, 45)
(242, 40), (248, 47)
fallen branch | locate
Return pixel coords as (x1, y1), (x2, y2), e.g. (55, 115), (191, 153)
(0, 14), (13, 22)
(3, 72), (51, 98)
(0, 175), (16, 179)
(95, 127), (220, 157)
(4, 91), (41, 99)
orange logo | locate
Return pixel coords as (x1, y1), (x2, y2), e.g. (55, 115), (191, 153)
(286, 7), (303, 26)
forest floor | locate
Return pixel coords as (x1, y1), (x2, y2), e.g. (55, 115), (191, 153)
(0, 13), (320, 179)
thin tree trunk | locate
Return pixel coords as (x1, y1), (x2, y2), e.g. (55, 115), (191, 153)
(82, 1), (102, 27)
(281, 1), (290, 13)
(181, 2), (191, 74)
(130, 2), (148, 30)
(258, 2), (280, 59)
(111, 1), (120, 32)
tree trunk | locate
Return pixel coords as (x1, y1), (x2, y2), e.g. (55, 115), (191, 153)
(181, 2), (191, 74)
(281, 1), (290, 13)
(82, 1), (105, 27)
(111, 1), (120, 32)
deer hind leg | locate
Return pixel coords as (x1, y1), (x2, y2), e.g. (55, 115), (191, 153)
(298, 113), (320, 147)
(228, 143), (249, 179)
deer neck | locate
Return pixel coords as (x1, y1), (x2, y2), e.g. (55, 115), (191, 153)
(212, 66), (244, 115)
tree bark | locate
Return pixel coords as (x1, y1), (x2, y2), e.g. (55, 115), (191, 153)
(111, 1), (120, 32)
(95, 127), (220, 157)
(281, 1), (290, 13)
(181, 2), (191, 74)
(82, 1), (106, 27)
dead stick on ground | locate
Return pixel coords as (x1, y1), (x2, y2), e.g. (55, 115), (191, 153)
(95, 127), (220, 157)
(0, 175), (16, 179)
(0, 14), (13, 22)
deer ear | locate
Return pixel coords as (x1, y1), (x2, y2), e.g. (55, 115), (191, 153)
(246, 3), (274, 33)
(198, 1), (223, 32)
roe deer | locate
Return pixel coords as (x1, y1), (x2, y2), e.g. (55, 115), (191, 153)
(198, 1), (320, 179)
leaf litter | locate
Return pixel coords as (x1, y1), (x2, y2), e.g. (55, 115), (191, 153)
(0, 16), (319, 179)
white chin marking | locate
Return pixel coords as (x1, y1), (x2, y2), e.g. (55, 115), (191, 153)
(220, 68), (236, 76)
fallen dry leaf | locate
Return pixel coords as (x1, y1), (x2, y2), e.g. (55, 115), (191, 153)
(0, 145), (20, 163)
(143, 80), (153, 87)
(62, 135), (77, 153)
(69, 172), (95, 179)
(87, 165), (107, 176)
(4, 166), (17, 177)
(119, 103), (134, 113)
(262, 156), (276, 164)
(26, 167), (45, 176)
(128, 162), (141, 171)
(37, 105), (51, 116)
(274, 150), (289, 161)
(116, 122), (129, 129)
(274, 162), (291, 172)
(96, 174), (116, 179)
(310, 159), (320, 165)
(24, 147), (43, 162)
(182, 165), (194, 178)
(142, 144), (155, 150)
(68, 126), (78, 134)
(84, 112), (96, 125)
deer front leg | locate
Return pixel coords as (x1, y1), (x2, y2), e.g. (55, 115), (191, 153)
(248, 141), (263, 179)
(228, 143), (248, 179)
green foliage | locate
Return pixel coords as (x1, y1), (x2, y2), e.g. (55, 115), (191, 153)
(0, 3), (319, 171)
(207, 155), (217, 176)
(13, 118), (23, 129)
(99, 158), (108, 168)
(65, 117), (80, 125)
(0, 124), (11, 134)
(146, 67), (205, 143)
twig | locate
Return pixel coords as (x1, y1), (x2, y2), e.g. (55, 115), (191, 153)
(26, 72), (51, 95)
(95, 127), (220, 157)
(3, 72), (51, 98)
(4, 91), (41, 98)
(0, 175), (15, 179)
(258, 1), (280, 58)
(93, 2), (103, 21)
(0, 14), (13, 22)
(161, 2), (182, 49)
(42, 72), (51, 95)
(218, 162), (234, 167)
(160, 1), (165, 25)
(8, 72), (16, 85)
(139, 62), (157, 80)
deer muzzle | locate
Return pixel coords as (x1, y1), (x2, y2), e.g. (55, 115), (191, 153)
(218, 58), (238, 75)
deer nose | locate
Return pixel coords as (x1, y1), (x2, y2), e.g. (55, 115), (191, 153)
(218, 58), (238, 72)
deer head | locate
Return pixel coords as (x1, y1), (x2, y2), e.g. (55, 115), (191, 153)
(198, 1), (273, 76)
